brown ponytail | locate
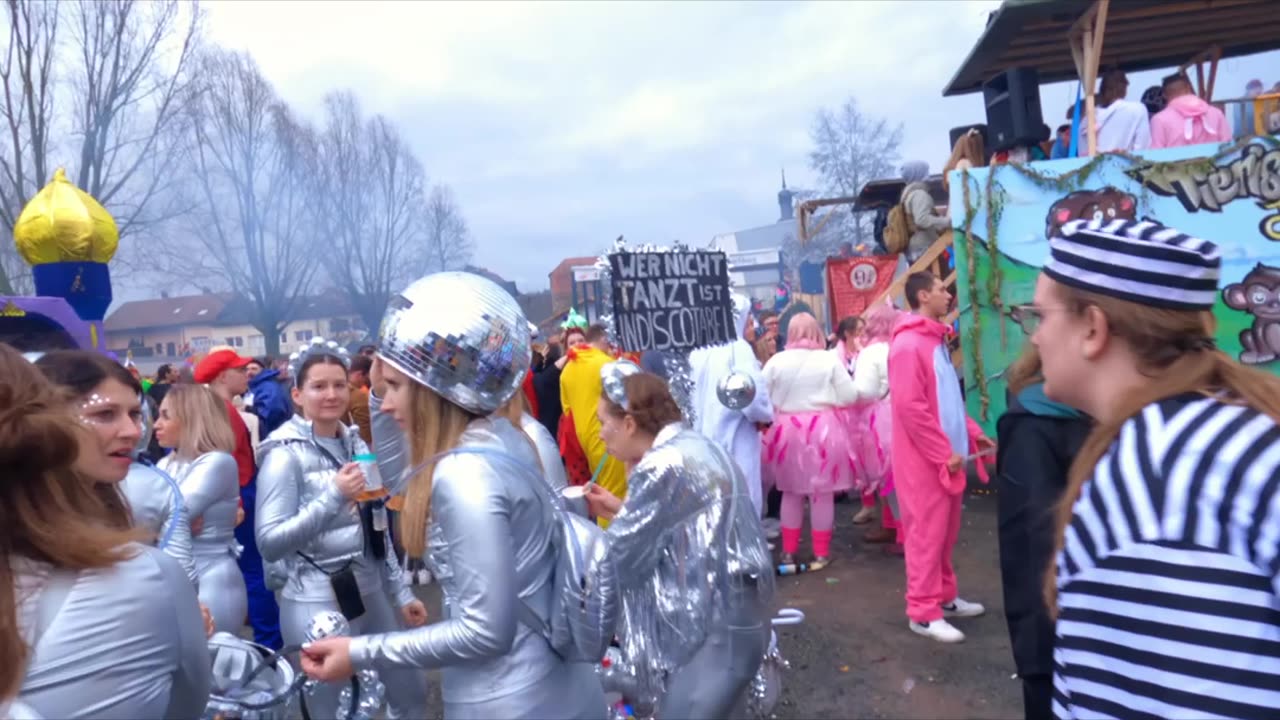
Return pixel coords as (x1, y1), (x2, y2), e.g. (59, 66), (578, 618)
(1044, 288), (1280, 613)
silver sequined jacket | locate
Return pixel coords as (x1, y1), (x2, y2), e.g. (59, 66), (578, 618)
(16, 545), (211, 719)
(349, 415), (571, 704)
(255, 416), (413, 606)
(120, 461), (198, 587)
(608, 423), (775, 693)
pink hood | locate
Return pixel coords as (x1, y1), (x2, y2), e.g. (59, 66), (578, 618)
(1165, 94), (1215, 119)
(1151, 95), (1230, 148)
(891, 312), (951, 347)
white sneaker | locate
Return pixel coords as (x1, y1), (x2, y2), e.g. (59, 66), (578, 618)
(909, 618), (965, 643)
(943, 598), (985, 618)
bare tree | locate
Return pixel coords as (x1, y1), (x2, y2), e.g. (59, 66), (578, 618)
(69, 0), (201, 228)
(172, 49), (319, 358)
(0, 0), (201, 295)
(421, 183), (473, 274)
(316, 92), (426, 334)
(807, 97), (902, 253)
(0, 0), (58, 294)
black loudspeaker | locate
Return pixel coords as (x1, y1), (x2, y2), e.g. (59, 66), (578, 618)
(983, 68), (1044, 152)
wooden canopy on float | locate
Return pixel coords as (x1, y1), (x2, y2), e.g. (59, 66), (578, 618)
(943, 0), (1280, 97)
(942, 0), (1280, 154)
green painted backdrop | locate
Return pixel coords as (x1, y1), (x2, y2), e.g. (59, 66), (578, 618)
(949, 139), (1280, 436)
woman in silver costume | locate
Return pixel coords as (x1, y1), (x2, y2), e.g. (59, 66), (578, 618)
(7, 345), (210, 719)
(155, 384), (248, 637)
(302, 272), (606, 720)
(498, 374), (589, 518)
(255, 340), (429, 720)
(585, 364), (775, 719)
(33, 351), (199, 590)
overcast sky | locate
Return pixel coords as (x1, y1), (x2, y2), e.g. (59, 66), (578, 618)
(201, 0), (1279, 293)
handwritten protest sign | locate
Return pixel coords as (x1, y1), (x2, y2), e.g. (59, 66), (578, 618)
(609, 251), (735, 352)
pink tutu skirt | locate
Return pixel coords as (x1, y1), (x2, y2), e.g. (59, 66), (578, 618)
(762, 409), (857, 495)
(856, 399), (894, 496)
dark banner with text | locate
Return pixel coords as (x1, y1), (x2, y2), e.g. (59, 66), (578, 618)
(609, 251), (735, 352)
(827, 255), (899, 320)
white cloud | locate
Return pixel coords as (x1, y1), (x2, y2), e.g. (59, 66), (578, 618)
(199, 0), (1279, 291)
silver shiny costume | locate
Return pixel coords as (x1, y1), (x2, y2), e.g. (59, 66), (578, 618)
(159, 451), (247, 636)
(519, 410), (588, 518)
(255, 415), (427, 720)
(606, 422), (775, 719)
(16, 544), (211, 719)
(350, 414), (605, 720)
(121, 461), (198, 587)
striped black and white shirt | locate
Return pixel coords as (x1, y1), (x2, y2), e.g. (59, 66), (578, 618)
(1054, 393), (1280, 719)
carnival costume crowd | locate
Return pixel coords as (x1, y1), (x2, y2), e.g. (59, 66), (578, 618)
(4, 170), (1280, 720)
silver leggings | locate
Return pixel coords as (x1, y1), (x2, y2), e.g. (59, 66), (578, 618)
(442, 662), (605, 720)
(658, 611), (767, 720)
(196, 554), (247, 637)
(280, 592), (429, 720)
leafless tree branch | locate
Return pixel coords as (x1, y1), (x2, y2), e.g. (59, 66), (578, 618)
(806, 97), (902, 256)
(315, 91), (435, 333)
(164, 48), (318, 357)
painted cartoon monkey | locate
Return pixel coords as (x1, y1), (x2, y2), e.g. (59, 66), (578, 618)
(1223, 263), (1280, 365)
(1045, 187), (1138, 237)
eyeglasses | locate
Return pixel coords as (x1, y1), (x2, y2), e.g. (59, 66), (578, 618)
(1010, 304), (1073, 335)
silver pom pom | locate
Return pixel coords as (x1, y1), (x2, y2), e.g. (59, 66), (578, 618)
(600, 359), (641, 409)
(305, 611), (349, 642)
(716, 371), (757, 411)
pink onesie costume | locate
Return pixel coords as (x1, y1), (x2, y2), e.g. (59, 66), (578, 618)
(887, 314), (989, 624)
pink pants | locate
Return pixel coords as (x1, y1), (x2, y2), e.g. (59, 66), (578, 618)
(896, 472), (963, 623)
(780, 491), (834, 556)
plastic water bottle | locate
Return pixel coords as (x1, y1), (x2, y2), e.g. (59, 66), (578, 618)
(354, 453), (388, 531)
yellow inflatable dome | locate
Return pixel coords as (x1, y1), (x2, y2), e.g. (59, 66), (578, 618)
(13, 168), (119, 265)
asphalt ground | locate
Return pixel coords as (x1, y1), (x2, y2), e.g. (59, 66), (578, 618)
(761, 488), (1021, 719)
(400, 487), (1021, 720)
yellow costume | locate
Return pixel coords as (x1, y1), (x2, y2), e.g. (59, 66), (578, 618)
(559, 345), (627, 525)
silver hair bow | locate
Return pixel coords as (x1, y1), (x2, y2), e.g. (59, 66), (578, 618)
(600, 359), (642, 411)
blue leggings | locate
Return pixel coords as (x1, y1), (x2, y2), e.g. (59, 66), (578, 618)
(236, 483), (282, 649)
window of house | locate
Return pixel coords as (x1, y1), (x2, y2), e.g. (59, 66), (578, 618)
(279, 333), (287, 345)
(166, 342), (176, 356)
(192, 337), (211, 353)
(295, 330), (314, 342)
(155, 343), (163, 355)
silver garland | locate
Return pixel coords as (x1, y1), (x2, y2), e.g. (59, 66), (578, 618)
(595, 236), (698, 426)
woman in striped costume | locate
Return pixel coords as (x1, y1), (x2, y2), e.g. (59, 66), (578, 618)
(1028, 217), (1280, 719)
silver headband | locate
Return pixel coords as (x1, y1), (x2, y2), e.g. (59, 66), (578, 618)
(600, 359), (642, 411)
(288, 337), (351, 387)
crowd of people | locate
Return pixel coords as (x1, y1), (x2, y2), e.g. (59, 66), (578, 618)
(1047, 69), (1266, 158)
(5, 211), (1280, 720)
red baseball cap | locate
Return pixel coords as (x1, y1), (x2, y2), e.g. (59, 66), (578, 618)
(193, 349), (252, 384)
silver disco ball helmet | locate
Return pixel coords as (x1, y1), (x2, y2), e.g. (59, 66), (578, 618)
(377, 271), (531, 415)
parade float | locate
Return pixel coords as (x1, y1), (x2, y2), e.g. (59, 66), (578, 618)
(935, 0), (1280, 435)
(1, 168), (116, 353)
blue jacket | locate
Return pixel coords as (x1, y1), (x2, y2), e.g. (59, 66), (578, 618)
(249, 370), (293, 438)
